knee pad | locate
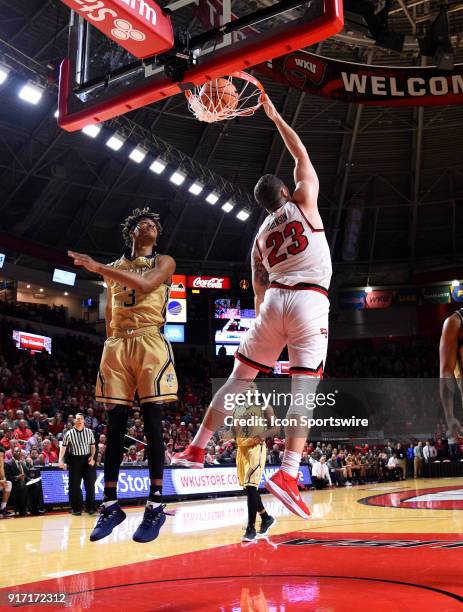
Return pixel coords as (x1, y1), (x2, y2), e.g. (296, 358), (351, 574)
(4, 481), (12, 493)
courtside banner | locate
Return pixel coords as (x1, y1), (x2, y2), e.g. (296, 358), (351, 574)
(259, 51), (463, 107)
(40, 466), (311, 504)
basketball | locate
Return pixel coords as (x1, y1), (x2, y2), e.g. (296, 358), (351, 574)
(199, 78), (239, 113)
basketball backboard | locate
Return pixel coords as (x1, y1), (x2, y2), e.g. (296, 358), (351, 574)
(58, 0), (343, 131)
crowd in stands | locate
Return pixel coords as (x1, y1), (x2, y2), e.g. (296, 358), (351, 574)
(0, 310), (461, 514)
(0, 300), (99, 335)
(326, 338), (439, 378)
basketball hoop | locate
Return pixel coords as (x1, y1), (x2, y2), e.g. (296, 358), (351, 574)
(185, 71), (265, 123)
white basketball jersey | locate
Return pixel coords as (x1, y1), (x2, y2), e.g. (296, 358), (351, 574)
(254, 201), (332, 288)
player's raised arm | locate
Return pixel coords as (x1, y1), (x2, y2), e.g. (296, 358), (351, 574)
(439, 314), (461, 427)
(68, 251), (175, 293)
(261, 95), (319, 212)
(251, 242), (269, 317)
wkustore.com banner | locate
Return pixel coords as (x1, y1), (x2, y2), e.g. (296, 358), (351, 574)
(40, 465), (312, 505)
(259, 51), (463, 107)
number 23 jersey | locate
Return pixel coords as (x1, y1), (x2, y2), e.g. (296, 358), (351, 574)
(253, 201), (332, 289)
(107, 254), (170, 333)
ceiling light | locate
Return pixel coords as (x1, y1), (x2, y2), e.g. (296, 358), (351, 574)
(26, 284), (31, 289)
(18, 82), (44, 105)
(106, 133), (125, 151)
(206, 192), (219, 205)
(39, 288), (44, 293)
(64, 292), (69, 296)
(170, 170), (186, 186)
(149, 157), (167, 174)
(451, 280), (460, 287)
(82, 124), (101, 138)
(365, 286), (373, 293)
(222, 201), (234, 213)
(189, 182), (203, 196)
(129, 145), (148, 163)
(236, 210), (250, 221)
(0, 66), (10, 85)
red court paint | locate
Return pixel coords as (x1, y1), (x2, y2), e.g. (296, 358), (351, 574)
(2, 532), (462, 610)
(359, 485), (463, 510)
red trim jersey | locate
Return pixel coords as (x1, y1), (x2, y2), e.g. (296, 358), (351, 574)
(253, 201), (332, 289)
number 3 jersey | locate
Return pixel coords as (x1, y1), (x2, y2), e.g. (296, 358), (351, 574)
(106, 253), (170, 333)
(253, 201), (332, 290)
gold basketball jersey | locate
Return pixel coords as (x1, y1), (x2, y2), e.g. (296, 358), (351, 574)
(107, 254), (170, 332)
(233, 404), (268, 447)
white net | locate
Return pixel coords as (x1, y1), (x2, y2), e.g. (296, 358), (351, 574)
(186, 72), (264, 123)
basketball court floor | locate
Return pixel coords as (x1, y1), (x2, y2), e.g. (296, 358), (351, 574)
(2, 478), (463, 610)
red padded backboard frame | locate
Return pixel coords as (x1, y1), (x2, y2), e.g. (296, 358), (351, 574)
(58, 0), (343, 131)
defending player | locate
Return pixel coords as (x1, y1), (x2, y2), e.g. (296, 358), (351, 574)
(68, 207), (177, 543)
(174, 95), (331, 520)
(439, 310), (463, 440)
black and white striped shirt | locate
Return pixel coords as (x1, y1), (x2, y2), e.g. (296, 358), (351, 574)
(62, 427), (95, 456)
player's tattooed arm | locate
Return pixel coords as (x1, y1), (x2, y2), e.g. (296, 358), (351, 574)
(68, 251), (175, 293)
(252, 249), (269, 317)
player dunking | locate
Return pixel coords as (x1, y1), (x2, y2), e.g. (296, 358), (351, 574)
(173, 96), (332, 519)
(68, 208), (177, 543)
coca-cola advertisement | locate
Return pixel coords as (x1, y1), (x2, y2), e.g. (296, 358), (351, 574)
(187, 275), (231, 290)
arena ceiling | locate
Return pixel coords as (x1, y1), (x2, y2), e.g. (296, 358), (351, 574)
(1, 0), (463, 288)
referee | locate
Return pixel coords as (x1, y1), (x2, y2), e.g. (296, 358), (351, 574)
(59, 413), (96, 516)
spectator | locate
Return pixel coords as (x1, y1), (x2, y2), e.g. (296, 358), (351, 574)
(386, 453), (404, 480)
(125, 446), (138, 463)
(41, 439), (58, 465)
(0, 428), (14, 451)
(311, 457), (332, 489)
(447, 424), (460, 461)
(414, 441), (423, 477)
(269, 444), (281, 465)
(14, 420), (33, 442)
(423, 440), (437, 463)
(28, 411), (42, 433)
(5, 447), (41, 516)
(0, 443), (13, 517)
(396, 443), (406, 478)
(327, 452), (345, 486)
(49, 413), (65, 437)
(406, 442), (414, 477)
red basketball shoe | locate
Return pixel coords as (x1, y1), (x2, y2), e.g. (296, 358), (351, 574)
(265, 470), (311, 519)
(171, 445), (205, 468)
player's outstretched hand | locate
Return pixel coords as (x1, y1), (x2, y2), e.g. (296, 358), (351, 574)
(261, 93), (279, 122)
(68, 250), (101, 274)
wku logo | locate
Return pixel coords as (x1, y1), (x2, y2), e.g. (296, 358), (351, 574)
(283, 53), (327, 89)
(360, 486), (463, 510)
